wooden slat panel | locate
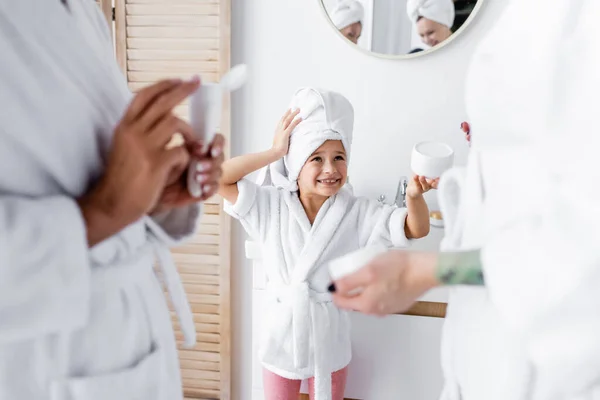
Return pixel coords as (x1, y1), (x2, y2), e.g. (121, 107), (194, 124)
(179, 273), (220, 285)
(194, 313), (220, 324)
(127, 38), (219, 50)
(171, 311), (220, 324)
(182, 369), (220, 381)
(128, 81), (219, 93)
(183, 283), (220, 296)
(126, 4), (219, 15)
(184, 322), (220, 335)
(128, 60), (219, 72)
(179, 349), (221, 363)
(115, 0), (127, 72)
(190, 303), (220, 314)
(127, 49), (218, 62)
(185, 389), (221, 400)
(205, 195), (222, 205)
(175, 244), (220, 256)
(127, 26), (219, 38)
(115, 0), (231, 397)
(172, 318), (220, 333)
(183, 378), (220, 390)
(176, 263), (220, 276)
(199, 214), (220, 225)
(177, 341), (220, 353)
(188, 234), (220, 246)
(187, 293), (220, 305)
(166, 293), (221, 309)
(180, 359), (220, 372)
(128, 71), (219, 82)
(198, 224), (220, 235)
(204, 204), (221, 214)
(173, 254), (221, 266)
(128, 0), (219, 3)
(175, 331), (220, 344)
(127, 15), (220, 27)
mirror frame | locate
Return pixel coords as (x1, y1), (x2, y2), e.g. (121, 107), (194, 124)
(318, 0), (487, 60)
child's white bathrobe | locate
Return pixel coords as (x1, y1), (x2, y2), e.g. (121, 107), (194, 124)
(437, 1), (600, 399)
(0, 1), (200, 399)
(225, 88), (409, 400)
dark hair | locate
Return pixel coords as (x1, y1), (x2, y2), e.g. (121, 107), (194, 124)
(409, 48), (424, 54)
(417, 16), (423, 22)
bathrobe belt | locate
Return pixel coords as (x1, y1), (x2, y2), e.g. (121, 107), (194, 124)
(268, 282), (334, 400)
(92, 237), (197, 349)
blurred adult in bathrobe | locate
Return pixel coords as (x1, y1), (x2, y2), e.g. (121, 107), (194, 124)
(0, 1), (224, 399)
(330, 0), (364, 45)
(332, 1), (600, 399)
(407, 0), (455, 48)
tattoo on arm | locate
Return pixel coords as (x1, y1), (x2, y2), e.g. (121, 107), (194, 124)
(436, 249), (485, 286)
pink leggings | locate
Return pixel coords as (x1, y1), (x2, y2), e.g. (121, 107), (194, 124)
(262, 366), (349, 400)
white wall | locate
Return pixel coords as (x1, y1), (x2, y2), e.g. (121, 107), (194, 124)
(372, 0), (413, 55)
(230, 0), (508, 398)
(322, 0), (375, 52)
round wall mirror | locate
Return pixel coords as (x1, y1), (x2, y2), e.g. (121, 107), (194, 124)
(320, 0), (484, 59)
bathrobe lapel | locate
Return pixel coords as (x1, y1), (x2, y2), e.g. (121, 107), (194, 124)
(285, 190), (351, 283)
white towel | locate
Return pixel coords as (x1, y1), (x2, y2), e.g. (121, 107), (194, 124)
(406, 0), (455, 29)
(257, 87), (354, 192)
(330, 0), (364, 30)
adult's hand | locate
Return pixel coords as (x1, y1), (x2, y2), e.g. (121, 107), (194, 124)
(79, 77), (201, 246)
(331, 250), (441, 316)
(152, 134), (226, 214)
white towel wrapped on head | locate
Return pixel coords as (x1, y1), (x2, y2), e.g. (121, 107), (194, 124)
(257, 87), (354, 192)
(330, 0), (364, 30)
(407, 0), (455, 29)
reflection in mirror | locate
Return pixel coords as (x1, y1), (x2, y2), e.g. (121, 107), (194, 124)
(322, 0), (481, 57)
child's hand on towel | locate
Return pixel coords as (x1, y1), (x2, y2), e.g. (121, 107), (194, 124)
(407, 175), (439, 198)
(272, 108), (302, 158)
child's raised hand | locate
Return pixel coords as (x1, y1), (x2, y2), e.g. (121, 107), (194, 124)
(272, 108), (302, 158)
(407, 175), (439, 198)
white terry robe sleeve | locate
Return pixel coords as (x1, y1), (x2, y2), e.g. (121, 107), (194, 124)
(355, 198), (409, 248)
(147, 204), (203, 247)
(480, 11), (600, 397)
(223, 179), (275, 241)
(483, 146), (600, 399)
(0, 195), (91, 343)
